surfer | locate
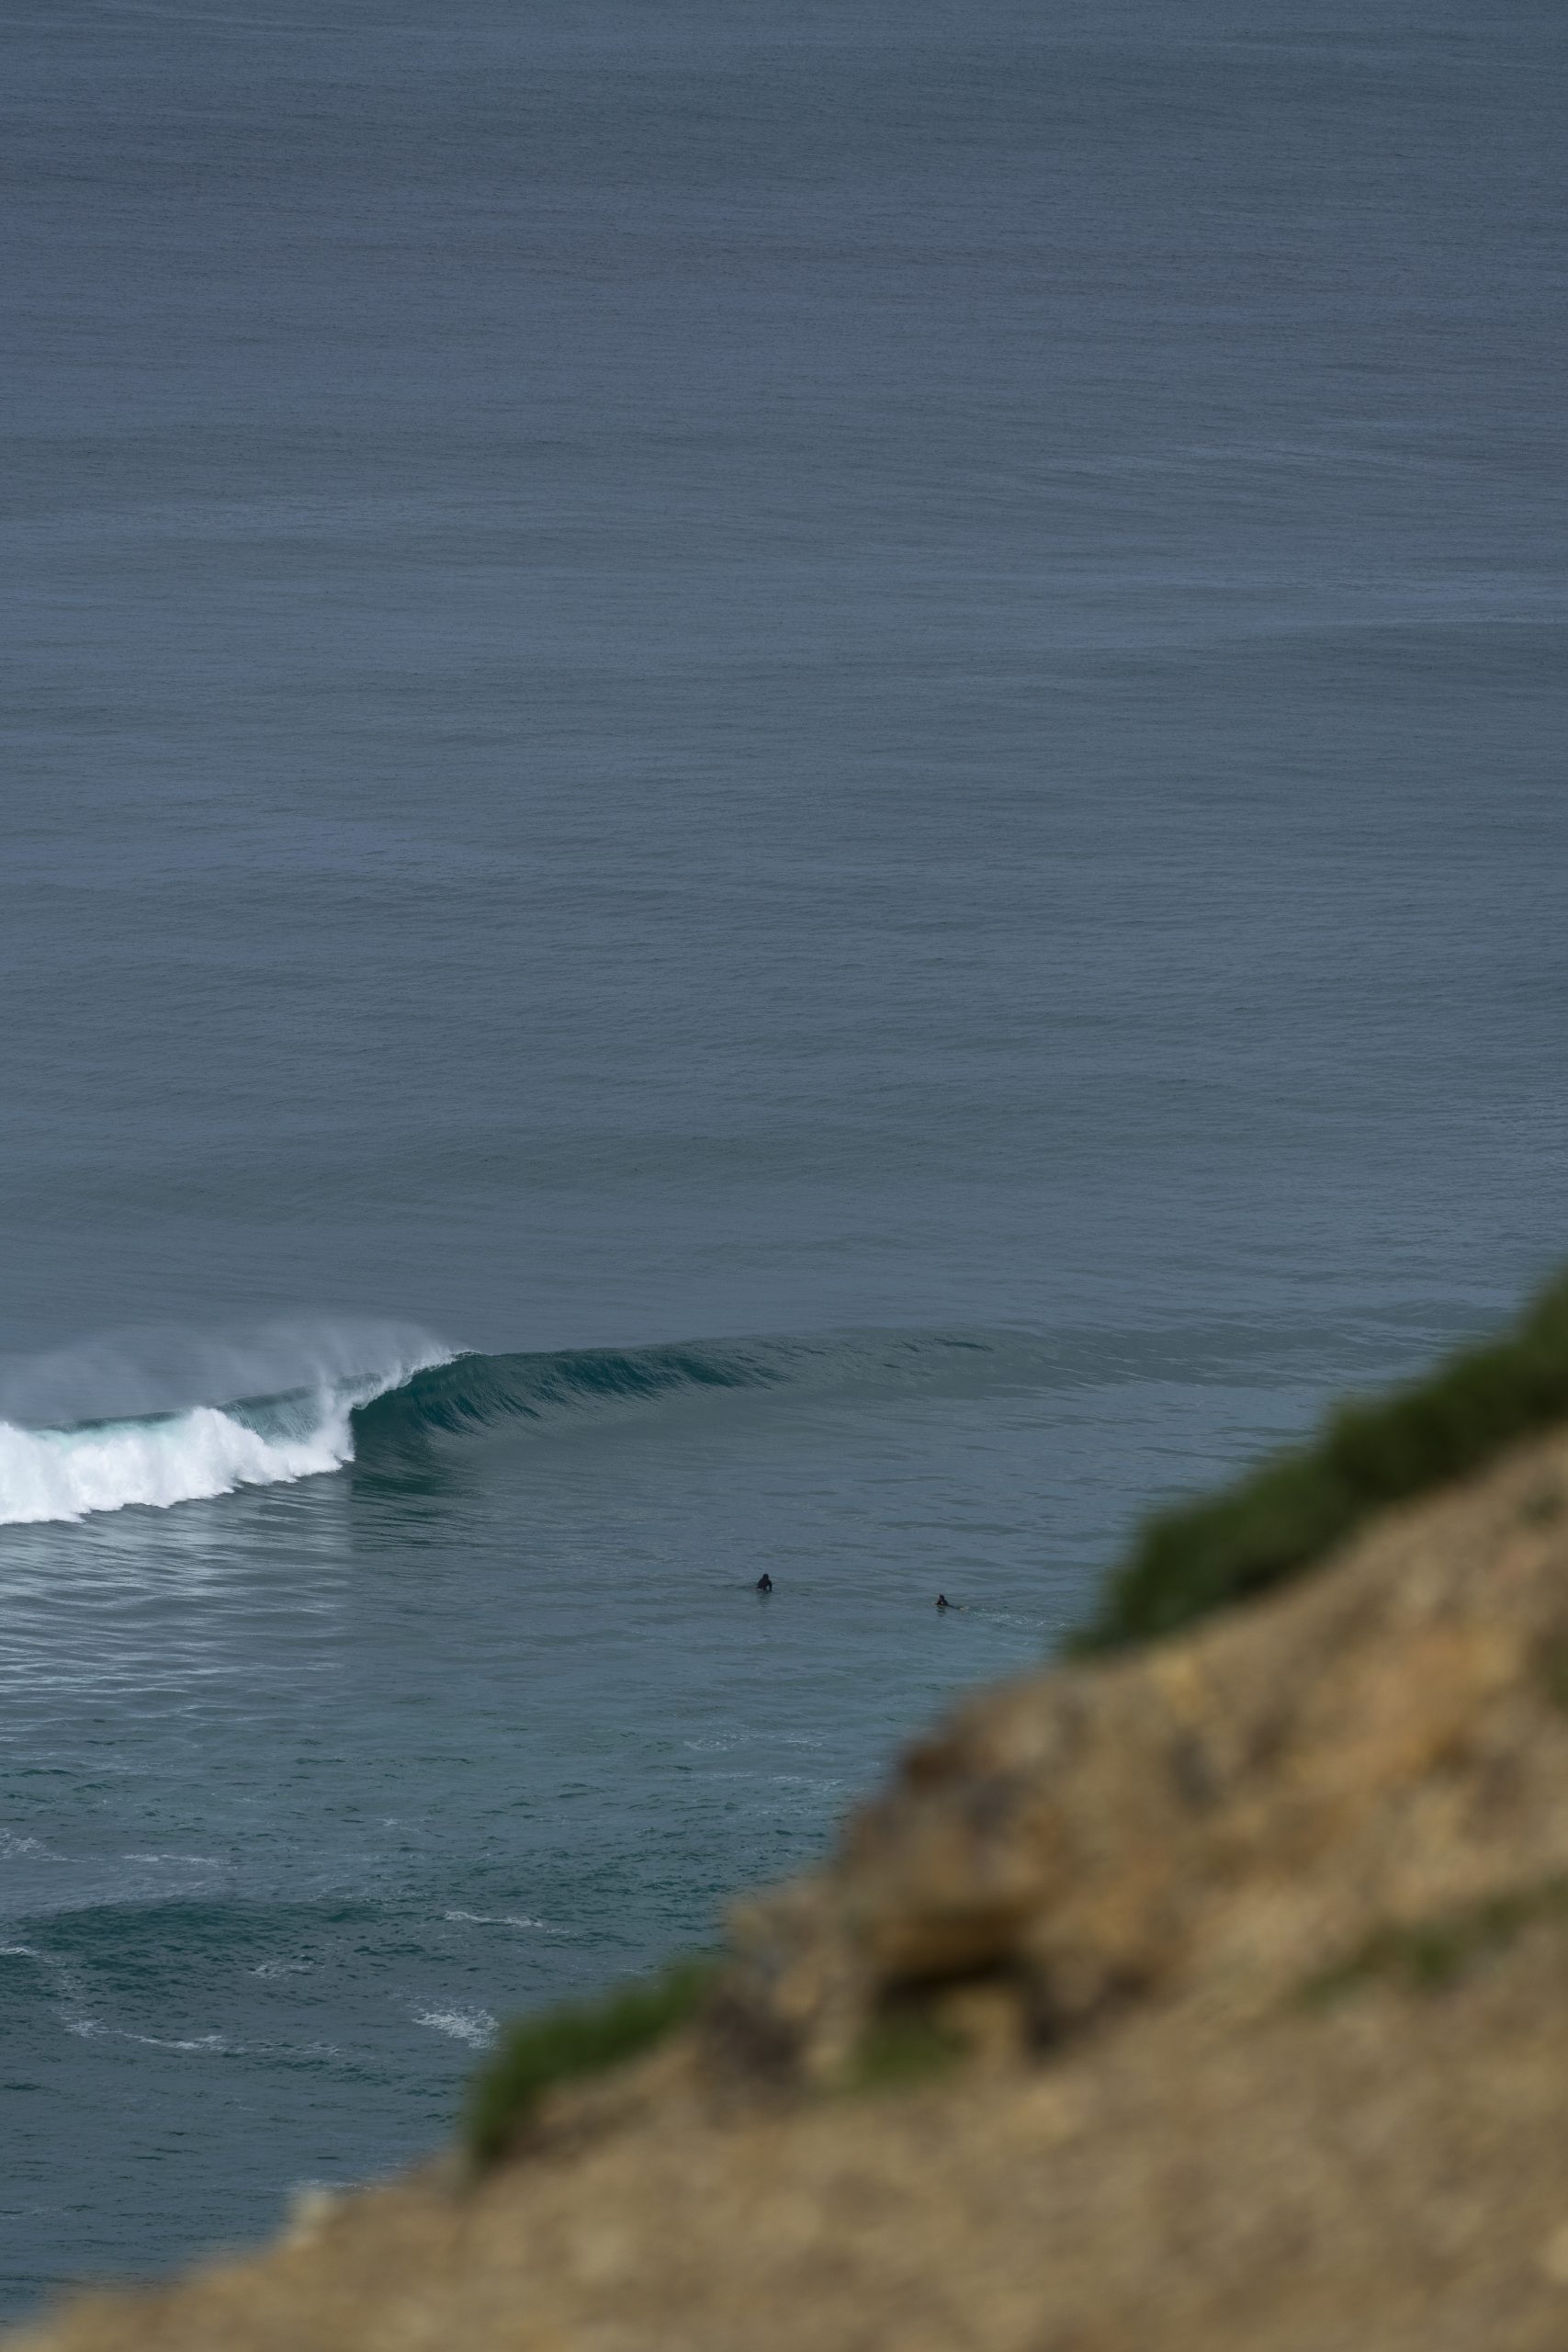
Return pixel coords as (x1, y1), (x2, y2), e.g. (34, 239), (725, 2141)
(935, 1592), (951, 1611)
(756, 1573), (773, 1594)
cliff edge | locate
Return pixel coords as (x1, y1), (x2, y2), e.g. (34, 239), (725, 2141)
(17, 1338), (1568, 2347)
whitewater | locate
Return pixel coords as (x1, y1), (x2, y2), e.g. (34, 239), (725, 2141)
(0, 1403), (359, 1526)
(0, 1333), (454, 1526)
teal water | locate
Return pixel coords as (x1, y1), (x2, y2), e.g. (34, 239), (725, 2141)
(3, 0), (1565, 2314)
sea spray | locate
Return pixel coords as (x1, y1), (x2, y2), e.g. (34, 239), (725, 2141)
(0, 1317), (452, 1431)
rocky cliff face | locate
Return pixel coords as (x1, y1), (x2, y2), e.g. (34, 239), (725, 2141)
(18, 1422), (1568, 2352)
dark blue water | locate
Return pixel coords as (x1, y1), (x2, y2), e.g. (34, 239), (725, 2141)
(3, 0), (1564, 2316)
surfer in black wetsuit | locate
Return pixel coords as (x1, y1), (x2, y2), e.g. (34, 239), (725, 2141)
(756, 1573), (773, 1593)
(935, 1593), (950, 1611)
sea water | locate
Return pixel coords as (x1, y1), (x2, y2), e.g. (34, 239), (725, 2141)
(2, 0), (1564, 2314)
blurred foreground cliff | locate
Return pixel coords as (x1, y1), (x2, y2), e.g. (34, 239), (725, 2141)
(18, 1412), (1568, 2349)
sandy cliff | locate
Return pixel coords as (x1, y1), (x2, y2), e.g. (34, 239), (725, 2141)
(17, 1411), (1568, 2350)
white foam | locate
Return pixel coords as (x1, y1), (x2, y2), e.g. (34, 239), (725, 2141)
(413, 2006), (497, 2048)
(0, 1334), (452, 1526)
(0, 1402), (352, 1526)
(444, 1909), (552, 1929)
(124, 2030), (230, 2052)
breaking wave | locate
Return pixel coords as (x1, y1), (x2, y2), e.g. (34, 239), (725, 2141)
(0, 1325), (451, 1528)
(0, 1326), (1037, 1527)
(0, 1405), (355, 1527)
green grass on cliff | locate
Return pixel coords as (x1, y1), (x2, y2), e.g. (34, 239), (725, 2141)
(1074, 1271), (1568, 1655)
(466, 1958), (713, 2165)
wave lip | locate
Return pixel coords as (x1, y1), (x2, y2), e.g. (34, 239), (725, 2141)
(347, 1329), (1005, 1467)
(350, 1337), (793, 1455)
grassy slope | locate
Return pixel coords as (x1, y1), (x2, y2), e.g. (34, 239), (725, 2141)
(1074, 1270), (1568, 1653)
(466, 1961), (713, 2164)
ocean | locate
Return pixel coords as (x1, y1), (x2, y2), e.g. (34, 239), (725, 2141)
(2, 0), (1564, 2314)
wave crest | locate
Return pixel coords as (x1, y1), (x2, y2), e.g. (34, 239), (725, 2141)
(349, 1338), (795, 1454)
(0, 1326), (1028, 1526)
(346, 1331), (1001, 1464)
